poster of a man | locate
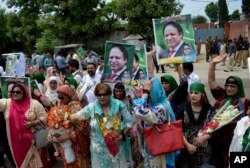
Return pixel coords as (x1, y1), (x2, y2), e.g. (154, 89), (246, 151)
(153, 14), (196, 65)
(103, 41), (134, 83)
(131, 45), (148, 86)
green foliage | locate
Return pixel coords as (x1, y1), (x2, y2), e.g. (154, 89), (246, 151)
(242, 0), (250, 18)
(0, 9), (8, 53)
(192, 15), (207, 24)
(218, 0), (229, 28)
(35, 29), (63, 53)
(230, 10), (240, 20)
(114, 0), (183, 39)
(205, 2), (218, 23)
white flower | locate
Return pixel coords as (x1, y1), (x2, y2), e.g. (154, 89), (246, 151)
(103, 117), (108, 123)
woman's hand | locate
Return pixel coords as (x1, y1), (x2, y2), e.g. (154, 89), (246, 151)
(186, 143), (197, 154)
(47, 130), (53, 143)
(55, 134), (70, 143)
(194, 134), (210, 147)
(33, 88), (41, 97)
(212, 53), (227, 64)
(114, 134), (123, 145)
(143, 80), (152, 91)
(25, 120), (38, 128)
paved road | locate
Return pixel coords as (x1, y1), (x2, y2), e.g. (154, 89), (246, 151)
(154, 52), (250, 105)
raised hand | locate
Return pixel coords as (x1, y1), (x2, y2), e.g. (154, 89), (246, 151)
(212, 53), (227, 64)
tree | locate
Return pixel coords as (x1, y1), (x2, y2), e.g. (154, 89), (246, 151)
(205, 2), (218, 23)
(218, 0), (229, 28)
(35, 29), (63, 53)
(5, 0), (44, 52)
(230, 10), (240, 20)
(242, 0), (250, 18)
(0, 9), (8, 53)
(114, 0), (183, 39)
(192, 15), (207, 24)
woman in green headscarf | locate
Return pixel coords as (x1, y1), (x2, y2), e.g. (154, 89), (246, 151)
(64, 76), (79, 101)
(176, 82), (216, 168)
(208, 54), (250, 168)
(161, 75), (178, 97)
(33, 72), (46, 94)
(64, 76), (78, 89)
(161, 65), (189, 115)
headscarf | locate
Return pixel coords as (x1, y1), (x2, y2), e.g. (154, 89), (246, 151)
(57, 85), (73, 98)
(33, 72), (45, 84)
(9, 83), (33, 167)
(65, 76), (78, 89)
(225, 76), (245, 98)
(150, 77), (175, 120)
(45, 76), (59, 102)
(161, 75), (178, 96)
(190, 82), (205, 94)
(46, 67), (54, 80)
(149, 77), (177, 167)
(150, 77), (168, 106)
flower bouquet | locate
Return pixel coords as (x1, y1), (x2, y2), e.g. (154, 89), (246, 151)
(97, 114), (121, 159)
(48, 105), (76, 164)
(198, 101), (243, 136)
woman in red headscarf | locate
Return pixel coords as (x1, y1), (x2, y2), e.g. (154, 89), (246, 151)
(47, 85), (91, 168)
(0, 83), (47, 167)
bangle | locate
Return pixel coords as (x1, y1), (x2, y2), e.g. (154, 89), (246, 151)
(143, 89), (150, 94)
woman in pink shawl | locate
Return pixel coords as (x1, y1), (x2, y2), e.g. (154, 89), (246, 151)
(0, 83), (47, 167)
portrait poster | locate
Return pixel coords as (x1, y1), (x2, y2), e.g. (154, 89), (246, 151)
(103, 41), (135, 84)
(0, 76), (31, 98)
(131, 44), (148, 86)
(5, 54), (17, 77)
(76, 46), (86, 62)
(153, 14), (196, 65)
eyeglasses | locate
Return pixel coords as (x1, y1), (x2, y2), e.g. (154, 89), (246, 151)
(97, 93), (109, 97)
(58, 96), (65, 100)
(11, 90), (22, 94)
(225, 84), (238, 88)
(52, 71), (57, 74)
(161, 82), (169, 85)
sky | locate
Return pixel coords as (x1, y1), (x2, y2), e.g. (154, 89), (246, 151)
(180, 0), (242, 17)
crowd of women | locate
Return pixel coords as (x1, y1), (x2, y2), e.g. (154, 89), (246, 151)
(0, 53), (250, 168)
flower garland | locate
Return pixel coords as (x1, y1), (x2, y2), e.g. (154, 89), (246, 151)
(97, 114), (121, 157)
(48, 105), (73, 129)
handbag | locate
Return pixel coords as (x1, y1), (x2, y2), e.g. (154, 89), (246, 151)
(34, 121), (49, 149)
(143, 117), (184, 156)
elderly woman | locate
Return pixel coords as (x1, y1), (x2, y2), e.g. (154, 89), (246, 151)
(208, 54), (250, 168)
(0, 83), (47, 168)
(71, 83), (132, 168)
(44, 67), (63, 90)
(48, 85), (90, 168)
(34, 76), (59, 108)
(133, 77), (176, 168)
(176, 83), (215, 168)
(45, 76), (59, 106)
